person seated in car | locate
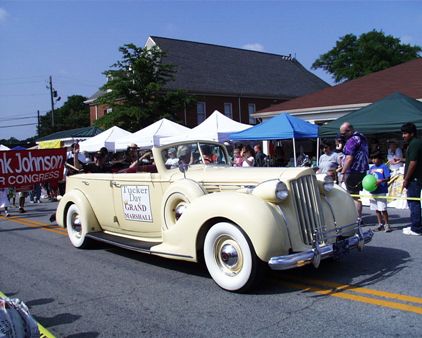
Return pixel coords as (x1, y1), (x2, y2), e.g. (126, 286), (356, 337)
(165, 148), (179, 169)
(201, 144), (217, 164)
(121, 150), (155, 173)
(74, 145), (112, 173)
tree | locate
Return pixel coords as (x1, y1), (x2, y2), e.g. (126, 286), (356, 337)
(38, 95), (90, 137)
(95, 43), (194, 131)
(312, 30), (422, 83)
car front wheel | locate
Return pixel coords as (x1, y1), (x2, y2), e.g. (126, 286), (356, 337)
(204, 222), (260, 292)
(66, 204), (91, 248)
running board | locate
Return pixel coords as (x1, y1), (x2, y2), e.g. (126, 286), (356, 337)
(85, 231), (193, 259)
(86, 231), (159, 253)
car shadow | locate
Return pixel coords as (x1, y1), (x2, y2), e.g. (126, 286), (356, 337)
(361, 212), (409, 229)
(104, 246), (210, 278)
(259, 245), (411, 295)
(94, 240), (411, 295)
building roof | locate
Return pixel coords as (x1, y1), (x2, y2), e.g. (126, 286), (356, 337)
(257, 58), (422, 115)
(148, 36), (329, 99)
(85, 90), (106, 104)
(37, 126), (104, 142)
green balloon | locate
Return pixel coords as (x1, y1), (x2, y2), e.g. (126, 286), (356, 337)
(362, 174), (377, 192)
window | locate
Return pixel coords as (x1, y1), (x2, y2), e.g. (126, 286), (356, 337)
(224, 103), (233, 119)
(106, 107), (113, 114)
(248, 104), (256, 124)
(197, 102), (206, 124)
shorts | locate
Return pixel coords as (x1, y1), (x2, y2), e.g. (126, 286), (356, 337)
(345, 172), (366, 195)
(370, 193), (387, 211)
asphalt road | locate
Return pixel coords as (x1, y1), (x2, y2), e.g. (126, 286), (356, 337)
(0, 200), (421, 337)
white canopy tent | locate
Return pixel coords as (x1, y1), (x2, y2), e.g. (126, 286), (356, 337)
(162, 110), (252, 144)
(114, 118), (191, 151)
(79, 126), (132, 152)
(0, 144), (10, 151)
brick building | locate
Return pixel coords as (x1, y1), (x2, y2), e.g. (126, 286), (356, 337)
(86, 36), (329, 128)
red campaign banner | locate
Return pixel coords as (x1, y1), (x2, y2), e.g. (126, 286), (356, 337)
(0, 148), (67, 189)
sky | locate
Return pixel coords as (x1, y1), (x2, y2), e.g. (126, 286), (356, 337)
(1, 0), (421, 141)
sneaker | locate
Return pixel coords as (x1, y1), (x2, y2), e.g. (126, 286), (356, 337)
(384, 224), (392, 233)
(403, 227), (422, 236)
(373, 224), (384, 232)
(19, 207), (26, 213)
(5, 212), (10, 217)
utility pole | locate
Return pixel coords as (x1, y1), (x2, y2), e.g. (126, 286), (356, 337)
(37, 110), (40, 136)
(49, 76), (55, 127)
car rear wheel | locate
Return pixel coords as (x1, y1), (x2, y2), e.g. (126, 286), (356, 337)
(204, 222), (260, 292)
(66, 204), (91, 248)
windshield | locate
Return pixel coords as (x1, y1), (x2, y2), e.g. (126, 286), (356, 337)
(161, 142), (230, 169)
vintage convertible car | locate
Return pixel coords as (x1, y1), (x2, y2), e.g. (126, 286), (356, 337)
(56, 140), (373, 292)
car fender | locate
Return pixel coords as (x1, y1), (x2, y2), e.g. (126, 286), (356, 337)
(152, 191), (290, 262)
(160, 178), (207, 230)
(56, 189), (101, 233)
(323, 184), (358, 236)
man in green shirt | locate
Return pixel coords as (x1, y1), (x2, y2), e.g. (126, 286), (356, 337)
(401, 122), (422, 236)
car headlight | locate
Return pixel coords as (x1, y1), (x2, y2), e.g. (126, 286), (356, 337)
(275, 181), (289, 200)
(251, 180), (289, 203)
(323, 175), (334, 192)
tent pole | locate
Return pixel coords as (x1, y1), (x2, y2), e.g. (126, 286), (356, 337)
(293, 137), (297, 166)
(316, 137), (320, 166)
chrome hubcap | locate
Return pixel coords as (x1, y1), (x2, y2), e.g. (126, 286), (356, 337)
(214, 236), (243, 276)
(71, 212), (82, 239)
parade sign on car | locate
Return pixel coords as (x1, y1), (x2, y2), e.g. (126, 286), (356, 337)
(121, 185), (153, 222)
(0, 149), (66, 189)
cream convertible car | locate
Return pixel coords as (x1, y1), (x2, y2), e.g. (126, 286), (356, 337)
(56, 141), (373, 292)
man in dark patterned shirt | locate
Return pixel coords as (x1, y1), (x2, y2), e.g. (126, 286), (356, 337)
(339, 122), (369, 224)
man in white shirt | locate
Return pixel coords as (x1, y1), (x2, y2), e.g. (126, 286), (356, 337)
(317, 143), (338, 174)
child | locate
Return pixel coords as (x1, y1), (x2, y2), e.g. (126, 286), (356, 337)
(369, 151), (391, 232)
(232, 147), (243, 167)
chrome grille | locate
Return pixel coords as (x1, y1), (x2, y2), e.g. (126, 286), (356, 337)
(290, 175), (325, 245)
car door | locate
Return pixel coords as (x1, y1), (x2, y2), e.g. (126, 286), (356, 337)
(74, 173), (119, 231)
(111, 172), (164, 238)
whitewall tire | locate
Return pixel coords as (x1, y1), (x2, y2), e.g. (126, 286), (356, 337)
(204, 222), (260, 292)
(66, 204), (91, 248)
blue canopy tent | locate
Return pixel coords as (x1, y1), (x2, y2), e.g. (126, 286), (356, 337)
(11, 146), (26, 150)
(229, 113), (319, 166)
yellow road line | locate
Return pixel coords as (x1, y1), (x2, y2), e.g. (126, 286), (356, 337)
(279, 280), (422, 315)
(0, 291), (56, 337)
(1, 215), (67, 236)
(4, 215), (422, 315)
(283, 274), (422, 305)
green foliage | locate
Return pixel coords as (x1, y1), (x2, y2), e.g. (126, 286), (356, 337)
(312, 30), (422, 83)
(38, 95), (90, 137)
(95, 43), (194, 131)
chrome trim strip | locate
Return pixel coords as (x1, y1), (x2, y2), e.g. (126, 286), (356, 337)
(322, 195), (339, 235)
(268, 228), (374, 271)
(278, 206), (293, 249)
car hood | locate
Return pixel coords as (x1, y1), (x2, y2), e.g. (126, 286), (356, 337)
(171, 165), (315, 186)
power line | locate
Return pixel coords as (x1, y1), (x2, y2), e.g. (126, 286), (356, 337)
(2, 116), (38, 122)
(0, 93), (47, 97)
(0, 122), (38, 129)
(0, 80), (45, 86)
(1, 110), (49, 119)
(0, 75), (45, 81)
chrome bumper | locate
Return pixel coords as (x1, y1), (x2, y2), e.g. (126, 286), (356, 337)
(268, 228), (374, 271)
